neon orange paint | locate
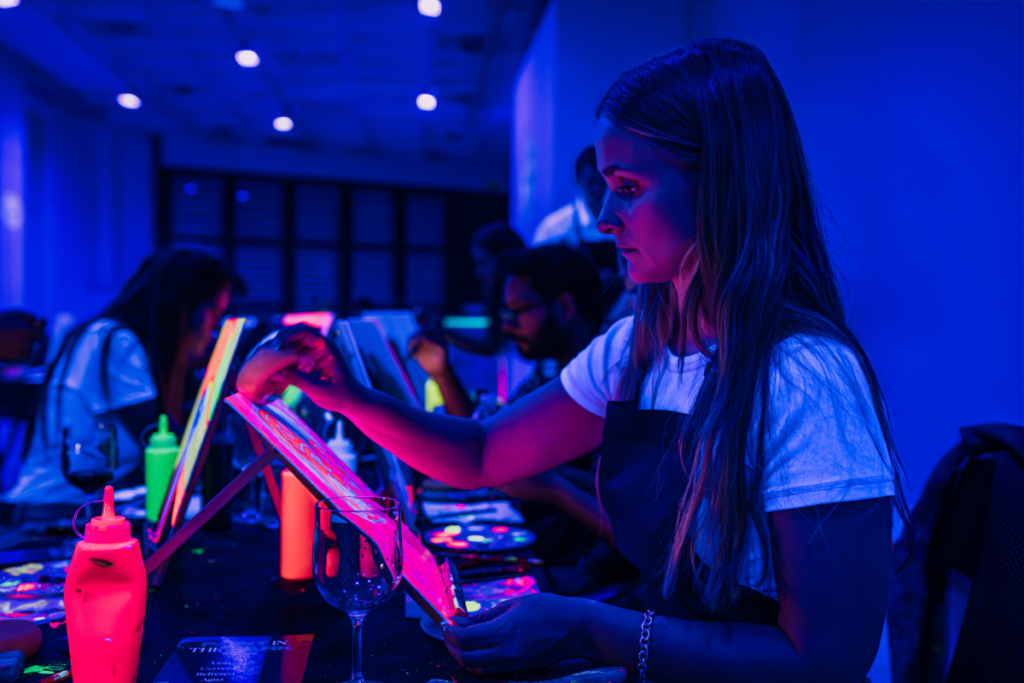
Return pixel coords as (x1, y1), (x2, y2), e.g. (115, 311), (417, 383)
(64, 486), (147, 683)
(280, 470), (317, 581)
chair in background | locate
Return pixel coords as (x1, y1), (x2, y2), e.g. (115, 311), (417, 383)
(888, 424), (1024, 682)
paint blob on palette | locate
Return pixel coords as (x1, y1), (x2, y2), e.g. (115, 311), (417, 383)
(462, 575), (539, 614)
(423, 524), (536, 552)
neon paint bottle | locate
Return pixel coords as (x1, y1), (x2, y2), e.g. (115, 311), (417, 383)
(144, 414), (178, 522)
(280, 469), (317, 581)
(64, 486), (147, 683)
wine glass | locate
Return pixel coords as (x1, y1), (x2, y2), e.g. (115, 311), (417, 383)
(229, 414), (263, 524)
(62, 419), (117, 516)
(313, 496), (402, 683)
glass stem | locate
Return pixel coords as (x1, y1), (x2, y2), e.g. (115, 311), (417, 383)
(349, 614), (365, 683)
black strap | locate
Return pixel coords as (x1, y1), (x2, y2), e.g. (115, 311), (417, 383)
(945, 450), (1024, 681)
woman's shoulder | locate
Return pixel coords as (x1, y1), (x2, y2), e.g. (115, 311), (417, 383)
(68, 319), (150, 377)
(602, 314), (635, 348)
(766, 334), (880, 443)
(760, 334), (894, 512)
(771, 334), (866, 390)
(560, 316), (634, 417)
(84, 319), (146, 353)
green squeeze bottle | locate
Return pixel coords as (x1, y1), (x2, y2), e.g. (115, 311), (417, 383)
(145, 414), (178, 522)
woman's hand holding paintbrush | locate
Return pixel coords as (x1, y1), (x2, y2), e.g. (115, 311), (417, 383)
(238, 327), (354, 410)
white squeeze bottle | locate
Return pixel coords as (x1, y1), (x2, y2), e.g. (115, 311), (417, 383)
(327, 421), (358, 472)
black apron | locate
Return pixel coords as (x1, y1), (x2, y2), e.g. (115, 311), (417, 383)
(598, 399), (780, 625)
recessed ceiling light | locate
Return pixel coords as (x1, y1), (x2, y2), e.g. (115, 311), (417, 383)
(416, 93), (437, 111)
(273, 116), (294, 132)
(235, 49), (260, 68)
(117, 93), (142, 110)
(0, 0), (21, 8)
(417, 0), (441, 18)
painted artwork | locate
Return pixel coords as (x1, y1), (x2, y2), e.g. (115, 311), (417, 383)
(424, 524), (536, 552)
(0, 560), (70, 624)
(225, 394), (458, 625)
(150, 317), (248, 543)
(462, 575), (539, 614)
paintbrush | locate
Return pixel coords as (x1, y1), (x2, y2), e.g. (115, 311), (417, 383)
(439, 551), (544, 565)
(457, 564), (526, 580)
(456, 557), (540, 570)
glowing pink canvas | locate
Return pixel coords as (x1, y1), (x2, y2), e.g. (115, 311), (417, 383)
(225, 394), (458, 624)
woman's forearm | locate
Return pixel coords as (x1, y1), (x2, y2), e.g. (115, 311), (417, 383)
(432, 368), (475, 418)
(297, 373), (605, 491)
(577, 600), (855, 683)
(329, 382), (489, 489)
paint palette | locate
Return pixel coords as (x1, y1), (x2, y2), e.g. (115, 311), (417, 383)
(423, 524), (536, 552)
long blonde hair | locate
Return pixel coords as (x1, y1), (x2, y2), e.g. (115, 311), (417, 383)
(599, 39), (910, 611)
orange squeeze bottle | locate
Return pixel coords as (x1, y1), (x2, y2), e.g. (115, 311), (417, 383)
(64, 486), (147, 683)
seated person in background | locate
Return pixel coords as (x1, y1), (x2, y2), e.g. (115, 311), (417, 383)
(532, 146), (609, 251)
(532, 146), (617, 281)
(443, 220), (524, 356)
(5, 250), (242, 507)
(410, 245), (603, 420)
(0, 311), (47, 363)
(410, 246), (613, 569)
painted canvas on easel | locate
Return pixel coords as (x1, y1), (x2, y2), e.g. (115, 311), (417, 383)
(225, 394), (460, 625)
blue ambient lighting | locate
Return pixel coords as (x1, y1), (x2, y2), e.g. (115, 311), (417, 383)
(416, 93), (437, 111)
(417, 0), (442, 18)
(234, 49), (260, 68)
(183, 183), (198, 196)
(117, 93), (142, 110)
(273, 116), (294, 132)
(235, 190), (251, 203)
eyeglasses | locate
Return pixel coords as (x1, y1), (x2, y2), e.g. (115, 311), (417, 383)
(498, 300), (548, 327)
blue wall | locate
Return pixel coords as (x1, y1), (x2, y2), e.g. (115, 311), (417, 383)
(511, 0), (691, 238)
(0, 47), (155, 328)
(713, 0), (1024, 502)
(513, 0), (1024, 504)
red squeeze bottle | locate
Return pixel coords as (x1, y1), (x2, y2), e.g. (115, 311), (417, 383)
(64, 486), (147, 683)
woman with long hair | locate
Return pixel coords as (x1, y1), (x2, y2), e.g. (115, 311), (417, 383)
(240, 39), (907, 681)
(7, 249), (243, 506)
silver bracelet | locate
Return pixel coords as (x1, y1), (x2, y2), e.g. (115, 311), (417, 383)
(637, 609), (654, 683)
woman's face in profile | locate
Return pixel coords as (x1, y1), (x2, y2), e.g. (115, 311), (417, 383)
(595, 117), (698, 285)
(184, 286), (231, 362)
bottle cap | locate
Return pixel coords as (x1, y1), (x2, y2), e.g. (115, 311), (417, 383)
(327, 421), (346, 448)
(85, 486), (131, 543)
(148, 414), (178, 450)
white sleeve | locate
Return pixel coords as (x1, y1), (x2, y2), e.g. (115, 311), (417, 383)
(104, 328), (158, 411)
(559, 316), (634, 417)
(531, 204), (574, 245)
(760, 337), (896, 513)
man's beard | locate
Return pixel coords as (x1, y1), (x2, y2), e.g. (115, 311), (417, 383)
(510, 314), (570, 361)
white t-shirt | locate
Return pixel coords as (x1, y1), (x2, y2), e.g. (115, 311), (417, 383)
(531, 196), (615, 247)
(560, 315), (896, 597)
(6, 319), (158, 504)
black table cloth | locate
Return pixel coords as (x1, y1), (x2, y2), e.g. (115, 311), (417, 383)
(21, 523), (595, 683)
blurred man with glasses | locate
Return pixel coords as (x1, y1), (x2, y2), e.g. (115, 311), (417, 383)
(409, 246), (629, 590)
(410, 245), (603, 417)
